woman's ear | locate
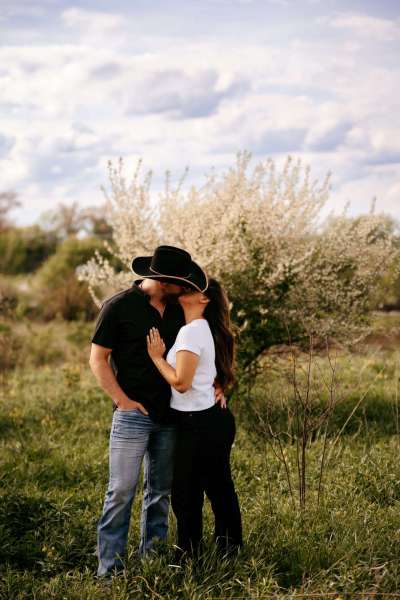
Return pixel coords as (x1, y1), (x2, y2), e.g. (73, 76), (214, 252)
(200, 294), (210, 305)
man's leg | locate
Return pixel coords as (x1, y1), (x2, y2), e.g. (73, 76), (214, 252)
(138, 423), (176, 556)
(97, 410), (152, 577)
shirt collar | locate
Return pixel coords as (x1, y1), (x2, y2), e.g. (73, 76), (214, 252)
(132, 280), (151, 302)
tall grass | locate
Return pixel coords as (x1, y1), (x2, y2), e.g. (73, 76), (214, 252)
(1, 344), (400, 598)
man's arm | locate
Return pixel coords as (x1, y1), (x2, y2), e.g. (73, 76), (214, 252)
(89, 343), (148, 414)
(214, 380), (227, 409)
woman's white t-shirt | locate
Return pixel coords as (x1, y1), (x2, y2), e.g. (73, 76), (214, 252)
(166, 319), (217, 411)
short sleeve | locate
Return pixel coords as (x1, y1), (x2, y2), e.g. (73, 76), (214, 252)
(174, 326), (202, 356)
(91, 301), (118, 349)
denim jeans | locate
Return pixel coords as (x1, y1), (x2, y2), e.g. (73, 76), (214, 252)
(97, 408), (176, 577)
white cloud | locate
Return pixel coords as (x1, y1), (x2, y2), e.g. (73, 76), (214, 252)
(264, 0), (291, 5)
(327, 12), (400, 42)
(0, 0), (54, 20)
(1, 3), (399, 223)
(329, 167), (400, 219)
(61, 7), (125, 35)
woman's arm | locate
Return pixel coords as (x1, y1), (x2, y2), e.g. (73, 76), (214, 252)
(147, 327), (199, 393)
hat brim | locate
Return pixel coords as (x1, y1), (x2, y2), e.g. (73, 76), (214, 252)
(132, 256), (208, 293)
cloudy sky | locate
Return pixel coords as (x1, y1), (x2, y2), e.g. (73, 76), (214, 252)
(1, 0), (399, 224)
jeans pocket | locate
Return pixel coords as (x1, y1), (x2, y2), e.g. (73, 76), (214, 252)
(112, 410), (151, 441)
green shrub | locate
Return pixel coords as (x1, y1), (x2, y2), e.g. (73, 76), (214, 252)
(0, 322), (21, 370)
(0, 274), (44, 320)
(0, 226), (58, 274)
(0, 277), (19, 318)
(37, 237), (110, 321)
(0, 319), (93, 372)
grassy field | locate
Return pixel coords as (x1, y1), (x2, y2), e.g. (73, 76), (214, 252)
(1, 318), (400, 598)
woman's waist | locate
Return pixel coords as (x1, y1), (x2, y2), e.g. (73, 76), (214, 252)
(171, 401), (220, 420)
(170, 387), (215, 411)
(171, 403), (234, 435)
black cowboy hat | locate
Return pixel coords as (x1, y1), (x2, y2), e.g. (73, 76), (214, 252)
(131, 245), (208, 293)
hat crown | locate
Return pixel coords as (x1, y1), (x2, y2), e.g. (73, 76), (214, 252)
(150, 245), (192, 277)
(131, 245), (207, 292)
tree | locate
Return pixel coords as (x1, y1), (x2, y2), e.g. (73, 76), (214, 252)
(41, 201), (87, 239)
(41, 201), (114, 240)
(371, 216), (400, 309)
(81, 204), (113, 240)
(0, 191), (20, 231)
(78, 153), (397, 371)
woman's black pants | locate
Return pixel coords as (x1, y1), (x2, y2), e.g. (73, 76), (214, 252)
(171, 403), (242, 556)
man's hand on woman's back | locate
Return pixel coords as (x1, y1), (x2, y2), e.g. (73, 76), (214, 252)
(214, 382), (227, 409)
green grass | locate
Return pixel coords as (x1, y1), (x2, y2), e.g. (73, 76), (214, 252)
(1, 342), (400, 598)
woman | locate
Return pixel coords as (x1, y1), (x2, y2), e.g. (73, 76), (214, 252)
(146, 277), (242, 558)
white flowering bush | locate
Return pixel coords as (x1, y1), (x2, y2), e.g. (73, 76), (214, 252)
(78, 152), (397, 370)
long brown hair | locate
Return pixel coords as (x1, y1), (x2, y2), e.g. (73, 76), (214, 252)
(203, 278), (235, 390)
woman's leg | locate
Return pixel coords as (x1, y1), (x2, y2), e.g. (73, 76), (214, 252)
(202, 409), (243, 552)
(171, 425), (204, 557)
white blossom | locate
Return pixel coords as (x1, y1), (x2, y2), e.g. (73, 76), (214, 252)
(78, 152), (397, 360)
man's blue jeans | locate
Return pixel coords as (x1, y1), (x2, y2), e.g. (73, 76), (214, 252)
(97, 408), (176, 577)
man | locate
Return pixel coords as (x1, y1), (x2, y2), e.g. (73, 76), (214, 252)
(89, 245), (221, 577)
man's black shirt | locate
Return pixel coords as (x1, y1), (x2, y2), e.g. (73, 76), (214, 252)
(91, 284), (184, 423)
